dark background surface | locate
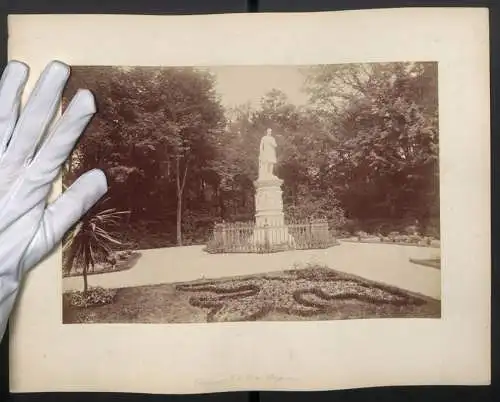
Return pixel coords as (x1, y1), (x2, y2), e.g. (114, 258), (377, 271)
(0, 0), (496, 401)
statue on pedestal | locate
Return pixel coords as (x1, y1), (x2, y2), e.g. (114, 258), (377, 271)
(258, 128), (277, 179)
(250, 127), (295, 250)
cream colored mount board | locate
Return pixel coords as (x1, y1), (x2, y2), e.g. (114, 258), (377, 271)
(7, 9), (490, 394)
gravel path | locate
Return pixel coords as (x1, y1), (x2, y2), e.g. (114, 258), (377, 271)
(62, 241), (440, 299)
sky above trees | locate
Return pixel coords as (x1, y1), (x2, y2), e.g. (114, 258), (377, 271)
(199, 65), (309, 111)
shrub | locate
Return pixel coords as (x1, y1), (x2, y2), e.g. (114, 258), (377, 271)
(355, 230), (369, 240)
(404, 224), (419, 235)
(342, 219), (361, 235)
(376, 223), (393, 237)
(68, 287), (117, 308)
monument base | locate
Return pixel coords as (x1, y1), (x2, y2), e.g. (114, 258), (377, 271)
(249, 176), (295, 250)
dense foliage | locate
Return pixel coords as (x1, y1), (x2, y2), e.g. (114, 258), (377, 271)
(62, 62), (439, 249)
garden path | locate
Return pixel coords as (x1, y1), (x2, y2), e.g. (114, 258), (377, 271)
(62, 241), (441, 299)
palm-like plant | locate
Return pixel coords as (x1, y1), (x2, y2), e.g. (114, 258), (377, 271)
(63, 198), (130, 293)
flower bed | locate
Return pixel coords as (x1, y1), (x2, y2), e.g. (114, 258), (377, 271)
(63, 250), (141, 278)
(340, 231), (440, 248)
(62, 265), (440, 324)
(65, 286), (118, 308)
(175, 266), (438, 322)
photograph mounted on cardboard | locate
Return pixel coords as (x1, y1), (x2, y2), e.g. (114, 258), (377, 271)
(60, 62), (441, 324)
(6, 10), (489, 394)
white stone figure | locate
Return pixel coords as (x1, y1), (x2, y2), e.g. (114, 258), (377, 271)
(250, 127), (295, 249)
(258, 128), (277, 179)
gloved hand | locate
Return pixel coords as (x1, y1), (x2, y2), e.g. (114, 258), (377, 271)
(0, 60), (108, 341)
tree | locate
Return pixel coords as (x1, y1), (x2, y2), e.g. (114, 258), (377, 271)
(63, 199), (129, 293)
(63, 66), (226, 247)
(304, 62), (439, 235)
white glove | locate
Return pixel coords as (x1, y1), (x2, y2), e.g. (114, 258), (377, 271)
(0, 60), (108, 341)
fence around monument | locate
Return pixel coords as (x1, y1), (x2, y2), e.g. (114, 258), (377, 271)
(205, 219), (338, 254)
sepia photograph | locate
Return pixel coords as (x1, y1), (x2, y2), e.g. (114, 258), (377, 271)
(8, 10), (490, 394)
(60, 62), (441, 324)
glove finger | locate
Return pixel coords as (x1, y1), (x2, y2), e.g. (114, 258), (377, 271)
(0, 60), (29, 155)
(27, 88), (96, 182)
(0, 290), (17, 343)
(2, 60), (69, 167)
(21, 169), (108, 274)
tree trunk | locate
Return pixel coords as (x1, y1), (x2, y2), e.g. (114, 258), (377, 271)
(176, 156), (189, 246)
(218, 185), (225, 220)
(176, 195), (183, 246)
(83, 264), (89, 294)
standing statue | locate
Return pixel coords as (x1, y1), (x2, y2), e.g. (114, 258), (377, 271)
(258, 128), (277, 179)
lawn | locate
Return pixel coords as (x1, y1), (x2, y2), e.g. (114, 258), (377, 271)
(63, 265), (440, 324)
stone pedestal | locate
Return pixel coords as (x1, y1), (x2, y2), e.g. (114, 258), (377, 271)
(249, 176), (295, 248)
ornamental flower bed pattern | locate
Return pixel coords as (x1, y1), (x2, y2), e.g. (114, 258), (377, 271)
(175, 266), (439, 322)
